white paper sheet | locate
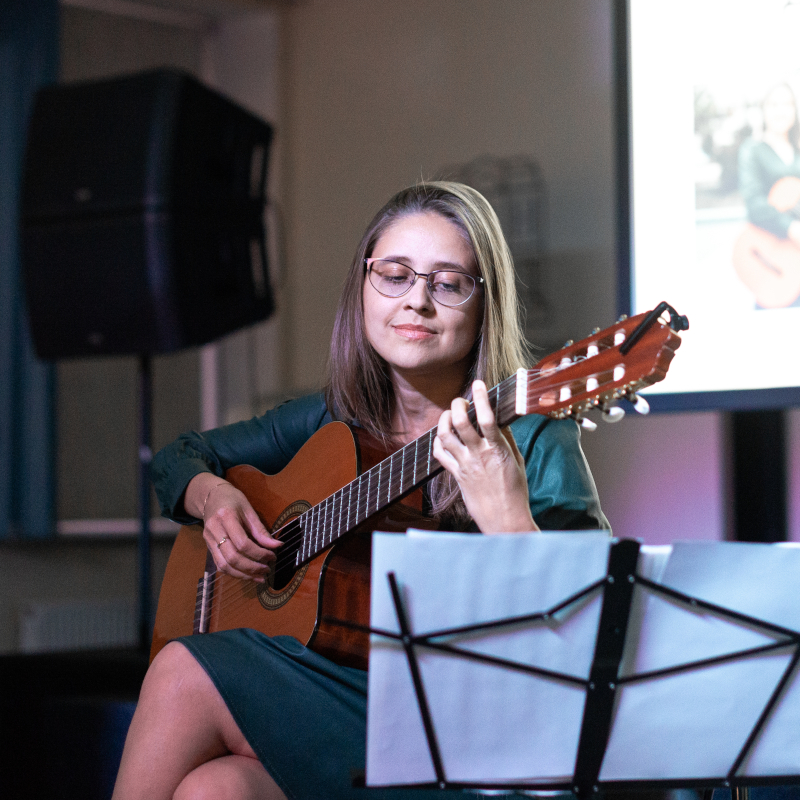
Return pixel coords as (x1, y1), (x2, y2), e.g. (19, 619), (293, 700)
(601, 541), (800, 781)
(366, 530), (611, 787)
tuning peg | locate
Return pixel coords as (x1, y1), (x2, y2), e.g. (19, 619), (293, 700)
(578, 416), (598, 431)
(602, 405), (625, 423)
(628, 393), (650, 415)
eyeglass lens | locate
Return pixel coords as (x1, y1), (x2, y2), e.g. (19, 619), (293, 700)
(368, 260), (476, 306)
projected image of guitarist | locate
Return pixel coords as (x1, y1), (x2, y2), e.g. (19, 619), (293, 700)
(734, 83), (800, 308)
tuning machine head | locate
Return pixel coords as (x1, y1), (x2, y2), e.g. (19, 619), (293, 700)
(623, 390), (650, 415)
(601, 403), (625, 423)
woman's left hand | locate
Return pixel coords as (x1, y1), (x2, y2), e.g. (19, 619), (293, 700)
(433, 380), (539, 533)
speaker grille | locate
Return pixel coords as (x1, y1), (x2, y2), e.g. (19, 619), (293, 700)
(21, 68), (275, 358)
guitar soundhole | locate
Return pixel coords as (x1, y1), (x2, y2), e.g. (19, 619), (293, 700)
(256, 500), (310, 610)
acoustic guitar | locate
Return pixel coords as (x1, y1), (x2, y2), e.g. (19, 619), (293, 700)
(151, 303), (688, 670)
(733, 176), (800, 308)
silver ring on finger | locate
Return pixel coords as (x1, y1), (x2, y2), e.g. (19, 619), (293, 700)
(217, 537), (228, 548)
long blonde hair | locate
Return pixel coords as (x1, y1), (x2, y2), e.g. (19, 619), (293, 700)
(325, 181), (530, 526)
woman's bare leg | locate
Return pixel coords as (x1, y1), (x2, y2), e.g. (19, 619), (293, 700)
(112, 641), (287, 800)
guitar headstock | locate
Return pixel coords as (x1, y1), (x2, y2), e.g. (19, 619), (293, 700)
(516, 302), (687, 428)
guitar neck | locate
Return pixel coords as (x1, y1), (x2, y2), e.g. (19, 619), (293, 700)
(292, 373), (521, 566)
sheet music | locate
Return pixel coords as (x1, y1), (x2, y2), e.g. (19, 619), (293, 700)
(601, 541), (800, 781)
(366, 530), (610, 787)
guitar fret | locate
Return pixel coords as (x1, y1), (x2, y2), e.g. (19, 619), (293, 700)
(336, 488), (343, 541)
(328, 493), (334, 546)
(328, 494), (334, 545)
(324, 495), (331, 547)
(376, 462), (382, 514)
(400, 444), (405, 494)
(345, 482), (351, 531)
(365, 470), (371, 522)
(427, 430), (432, 474)
(387, 455), (392, 505)
(361, 472), (367, 524)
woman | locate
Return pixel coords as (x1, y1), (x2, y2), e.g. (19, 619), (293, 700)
(112, 182), (608, 800)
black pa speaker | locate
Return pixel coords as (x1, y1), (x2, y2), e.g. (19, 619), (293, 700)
(21, 68), (275, 359)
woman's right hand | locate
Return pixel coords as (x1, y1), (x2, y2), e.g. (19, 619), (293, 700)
(185, 473), (282, 582)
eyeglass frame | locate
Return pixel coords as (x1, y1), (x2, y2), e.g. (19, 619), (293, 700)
(364, 257), (485, 307)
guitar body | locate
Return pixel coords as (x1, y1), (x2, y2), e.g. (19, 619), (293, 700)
(733, 176), (800, 308)
(150, 422), (437, 670)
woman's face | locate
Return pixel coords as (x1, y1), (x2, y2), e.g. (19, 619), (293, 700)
(764, 85), (797, 136)
(362, 211), (483, 386)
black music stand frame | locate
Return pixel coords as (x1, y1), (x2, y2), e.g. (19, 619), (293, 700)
(336, 538), (800, 797)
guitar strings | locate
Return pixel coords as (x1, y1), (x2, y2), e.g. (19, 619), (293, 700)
(194, 345), (621, 622)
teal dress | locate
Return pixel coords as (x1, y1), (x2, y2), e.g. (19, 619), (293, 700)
(151, 393), (609, 799)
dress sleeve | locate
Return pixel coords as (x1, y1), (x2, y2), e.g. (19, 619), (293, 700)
(151, 393), (333, 524)
(509, 414), (610, 532)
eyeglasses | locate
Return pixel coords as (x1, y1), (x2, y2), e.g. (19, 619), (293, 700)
(364, 258), (484, 307)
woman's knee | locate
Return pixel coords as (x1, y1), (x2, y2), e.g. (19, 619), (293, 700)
(139, 641), (209, 710)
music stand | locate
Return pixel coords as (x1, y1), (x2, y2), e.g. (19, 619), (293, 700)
(359, 533), (800, 797)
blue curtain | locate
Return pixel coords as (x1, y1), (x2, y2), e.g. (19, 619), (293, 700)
(0, 0), (59, 539)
